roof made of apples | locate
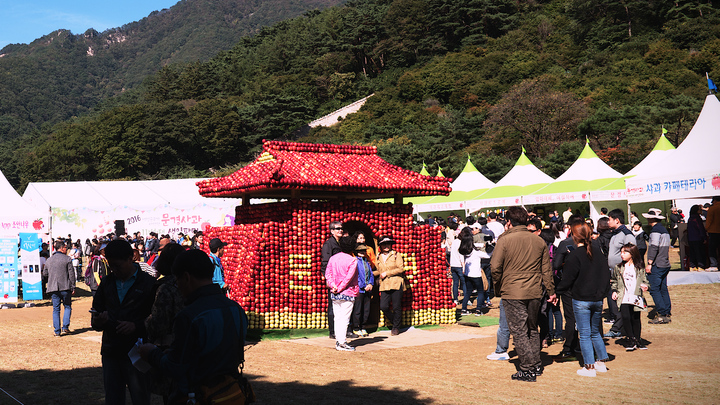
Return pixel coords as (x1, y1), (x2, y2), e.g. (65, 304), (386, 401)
(197, 140), (452, 200)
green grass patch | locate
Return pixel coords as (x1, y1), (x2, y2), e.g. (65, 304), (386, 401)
(457, 315), (499, 327)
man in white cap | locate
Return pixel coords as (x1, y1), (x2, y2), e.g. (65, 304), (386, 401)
(643, 208), (672, 324)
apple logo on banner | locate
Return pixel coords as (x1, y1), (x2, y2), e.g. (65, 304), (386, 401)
(514, 198), (520, 203)
(582, 193), (587, 199)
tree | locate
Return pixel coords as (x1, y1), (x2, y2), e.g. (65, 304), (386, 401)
(483, 76), (589, 160)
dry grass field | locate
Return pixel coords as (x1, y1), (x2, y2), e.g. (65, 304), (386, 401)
(1, 281), (719, 405)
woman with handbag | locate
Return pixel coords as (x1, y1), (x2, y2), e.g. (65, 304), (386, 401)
(611, 243), (649, 351)
(374, 236), (405, 336)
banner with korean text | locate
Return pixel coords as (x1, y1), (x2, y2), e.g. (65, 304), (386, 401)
(0, 237), (19, 303)
(19, 233), (43, 301)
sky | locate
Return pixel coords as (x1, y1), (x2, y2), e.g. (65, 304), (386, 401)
(0, 0), (181, 50)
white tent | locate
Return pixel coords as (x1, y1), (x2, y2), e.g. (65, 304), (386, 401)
(413, 158), (493, 215)
(450, 158), (494, 192)
(0, 170), (45, 235)
(23, 179), (242, 240)
(626, 94), (720, 203)
(524, 141), (624, 205)
(466, 150), (553, 212)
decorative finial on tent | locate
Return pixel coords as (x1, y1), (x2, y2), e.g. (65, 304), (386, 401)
(661, 126), (667, 135)
(521, 146), (526, 154)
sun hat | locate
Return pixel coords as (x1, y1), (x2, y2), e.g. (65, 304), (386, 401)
(378, 236), (395, 245)
(642, 208), (665, 220)
(355, 244), (369, 251)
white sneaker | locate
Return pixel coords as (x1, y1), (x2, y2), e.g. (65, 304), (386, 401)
(594, 361), (608, 372)
(335, 342), (356, 352)
(577, 366), (596, 377)
(487, 351), (510, 360)
(707, 267), (718, 272)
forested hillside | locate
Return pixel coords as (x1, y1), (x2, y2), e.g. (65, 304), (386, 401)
(5, 0), (720, 191)
(0, 0), (342, 185)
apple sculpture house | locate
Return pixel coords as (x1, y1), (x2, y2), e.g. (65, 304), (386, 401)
(196, 140), (455, 329)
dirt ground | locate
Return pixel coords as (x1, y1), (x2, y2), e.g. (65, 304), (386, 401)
(1, 280), (719, 405)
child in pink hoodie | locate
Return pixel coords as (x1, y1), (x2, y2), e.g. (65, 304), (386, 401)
(326, 236), (359, 351)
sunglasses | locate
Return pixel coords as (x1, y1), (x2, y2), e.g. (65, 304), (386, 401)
(331, 227), (343, 231)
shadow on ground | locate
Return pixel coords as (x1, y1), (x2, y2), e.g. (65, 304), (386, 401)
(0, 369), (431, 405)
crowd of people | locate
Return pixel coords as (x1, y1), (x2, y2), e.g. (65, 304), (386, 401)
(421, 197), (720, 380)
(38, 195), (720, 403)
(40, 229), (249, 404)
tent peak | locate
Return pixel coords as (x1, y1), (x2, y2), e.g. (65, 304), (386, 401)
(461, 158), (479, 173)
(653, 133), (676, 152)
(578, 141), (600, 160)
(515, 149), (534, 167)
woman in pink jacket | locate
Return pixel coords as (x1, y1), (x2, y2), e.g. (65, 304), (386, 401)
(326, 236), (359, 351)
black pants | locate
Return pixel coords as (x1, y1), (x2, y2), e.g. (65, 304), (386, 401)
(352, 291), (373, 330)
(688, 240), (706, 268)
(607, 288), (623, 333)
(327, 290), (335, 335)
(380, 289), (403, 329)
(561, 292), (580, 353)
(620, 303), (642, 341)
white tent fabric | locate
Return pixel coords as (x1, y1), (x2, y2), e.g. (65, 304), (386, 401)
(523, 142), (623, 205)
(0, 171), (45, 234)
(626, 94), (720, 203)
(450, 158), (494, 192)
(625, 133), (676, 177)
(465, 151), (553, 211)
(23, 179), (242, 239)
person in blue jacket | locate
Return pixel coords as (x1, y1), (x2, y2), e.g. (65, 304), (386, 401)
(351, 244), (375, 337)
(208, 238), (228, 290)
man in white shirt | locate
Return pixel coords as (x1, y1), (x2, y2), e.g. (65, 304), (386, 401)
(486, 212), (505, 241)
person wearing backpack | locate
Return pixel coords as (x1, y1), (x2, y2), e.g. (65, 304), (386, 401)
(85, 246), (108, 296)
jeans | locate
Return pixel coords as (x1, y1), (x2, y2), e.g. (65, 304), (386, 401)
(102, 355), (151, 405)
(572, 299), (608, 365)
(51, 290), (72, 334)
(462, 276), (484, 311)
(647, 265), (672, 316)
(481, 260), (493, 303)
(450, 266), (465, 302)
(495, 300), (510, 353)
(547, 301), (563, 339)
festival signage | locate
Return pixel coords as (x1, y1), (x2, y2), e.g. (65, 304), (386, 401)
(522, 191), (590, 205)
(19, 233), (42, 301)
(589, 189), (627, 201)
(0, 238), (19, 304)
(466, 197), (523, 212)
(50, 204), (237, 240)
(626, 172), (720, 203)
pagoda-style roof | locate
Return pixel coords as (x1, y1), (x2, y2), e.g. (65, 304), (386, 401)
(197, 140), (452, 200)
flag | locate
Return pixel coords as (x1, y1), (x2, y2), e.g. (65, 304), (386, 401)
(521, 146), (526, 154)
(662, 126), (667, 135)
(707, 73), (717, 92)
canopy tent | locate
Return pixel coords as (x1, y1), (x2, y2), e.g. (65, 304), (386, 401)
(413, 158), (494, 216)
(593, 132), (676, 201)
(523, 141), (624, 206)
(449, 158), (494, 192)
(626, 94), (720, 203)
(466, 149), (553, 212)
(0, 171), (45, 234)
(23, 179), (242, 240)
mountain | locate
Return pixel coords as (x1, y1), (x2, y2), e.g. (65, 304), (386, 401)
(0, 0), (343, 144)
(5, 0), (720, 191)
